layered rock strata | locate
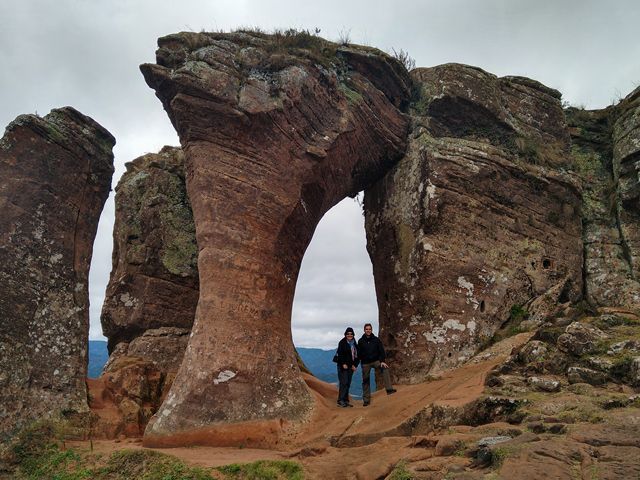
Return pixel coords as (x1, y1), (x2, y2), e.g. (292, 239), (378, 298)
(365, 64), (583, 383)
(566, 86), (640, 308)
(140, 31), (409, 442)
(0, 108), (114, 439)
(612, 87), (640, 301)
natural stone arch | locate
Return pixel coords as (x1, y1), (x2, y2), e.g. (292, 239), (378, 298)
(140, 30), (410, 445)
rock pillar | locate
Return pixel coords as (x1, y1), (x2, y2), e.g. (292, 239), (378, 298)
(0, 107), (114, 438)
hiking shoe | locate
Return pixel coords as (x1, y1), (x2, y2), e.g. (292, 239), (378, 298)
(345, 403), (354, 408)
(363, 401), (370, 407)
(337, 401), (348, 408)
(386, 389), (397, 395)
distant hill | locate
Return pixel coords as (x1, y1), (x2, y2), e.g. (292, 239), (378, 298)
(88, 340), (109, 378)
(88, 342), (373, 399)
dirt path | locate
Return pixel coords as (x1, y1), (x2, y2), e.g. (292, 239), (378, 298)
(75, 333), (531, 479)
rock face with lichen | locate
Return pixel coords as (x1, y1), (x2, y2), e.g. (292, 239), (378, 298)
(0, 107), (114, 439)
(567, 86), (640, 309)
(364, 64), (584, 383)
(139, 30), (410, 444)
(96, 146), (197, 436)
(101, 146), (198, 351)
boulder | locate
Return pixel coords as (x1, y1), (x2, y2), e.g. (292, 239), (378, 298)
(365, 63), (583, 382)
(139, 30), (410, 444)
(567, 366), (607, 386)
(517, 341), (549, 364)
(608, 340), (640, 355)
(87, 330), (189, 438)
(0, 108), (114, 439)
(557, 321), (607, 356)
(526, 376), (561, 393)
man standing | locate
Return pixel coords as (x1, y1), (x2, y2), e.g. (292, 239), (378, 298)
(357, 323), (397, 406)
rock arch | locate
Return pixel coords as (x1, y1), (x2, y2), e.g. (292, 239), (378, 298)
(139, 31), (410, 445)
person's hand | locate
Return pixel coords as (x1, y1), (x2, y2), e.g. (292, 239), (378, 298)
(342, 364), (348, 370)
(351, 365), (356, 372)
(380, 362), (389, 369)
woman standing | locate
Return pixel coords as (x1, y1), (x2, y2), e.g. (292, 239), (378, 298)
(336, 327), (359, 407)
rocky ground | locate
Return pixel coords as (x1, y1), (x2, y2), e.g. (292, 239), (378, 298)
(74, 307), (640, 479)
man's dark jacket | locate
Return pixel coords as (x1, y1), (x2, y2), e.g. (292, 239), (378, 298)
(357, 333), (386, 364)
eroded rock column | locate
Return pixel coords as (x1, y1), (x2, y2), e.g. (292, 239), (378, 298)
(566, 86), (640, 309)
(612, 87), (640, 295)
(96, 146), (197, 436)
(0, 108), (114, 439)
(365, 64), (583, 383)
(140, 31), (409, 444)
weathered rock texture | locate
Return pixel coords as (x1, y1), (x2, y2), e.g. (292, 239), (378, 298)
(87, 327), (190, 438)
(567, 86), (640, 308)
(365, 64), (584, 383)
(0, 108), (114, 439)
(101, 147), (198, 352)
(139, 30), (409, 442)
(95, 147), (197, 437)
(101, 146), (198, 352)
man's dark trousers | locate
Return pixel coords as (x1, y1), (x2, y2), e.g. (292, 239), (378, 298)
(361, 360), (393, 404)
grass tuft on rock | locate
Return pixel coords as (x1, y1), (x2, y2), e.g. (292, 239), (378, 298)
(7, 423), (305, 480)
(216, 459), (304, 479)
(386, 460), (414, 480)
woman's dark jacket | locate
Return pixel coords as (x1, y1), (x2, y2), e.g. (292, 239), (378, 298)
(357, 333), (386, 364)
(336, 337), (360, 369)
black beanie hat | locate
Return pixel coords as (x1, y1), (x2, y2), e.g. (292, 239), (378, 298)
(344, 327), (355, 335)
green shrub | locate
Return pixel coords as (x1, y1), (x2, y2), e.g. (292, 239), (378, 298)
(217, 459), (304, 479)
(594, 315), (639, 330)
(490, 447), (510, 469)
(610, 354), (634, 381)
(101, 449), (214, 480)
(386, 460), (414, 480)
(10, 421), (91, 480)
(509, 305), (529, 323)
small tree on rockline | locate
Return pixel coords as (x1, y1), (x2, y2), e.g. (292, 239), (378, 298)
(392, 48), (416, 71)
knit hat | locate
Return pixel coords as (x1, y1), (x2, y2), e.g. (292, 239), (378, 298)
(344, 327), (355, 335)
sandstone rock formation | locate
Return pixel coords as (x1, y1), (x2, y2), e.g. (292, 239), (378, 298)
(101, 146), (198, 351)
(0, 107), (114, 439)
(139, 30), (410, 443)
(94, 147), (197, 437)
(365, 64), (583, 383)
(567, 86), (640, 309)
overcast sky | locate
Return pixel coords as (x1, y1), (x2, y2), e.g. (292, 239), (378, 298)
(1, 1), (639, 349)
